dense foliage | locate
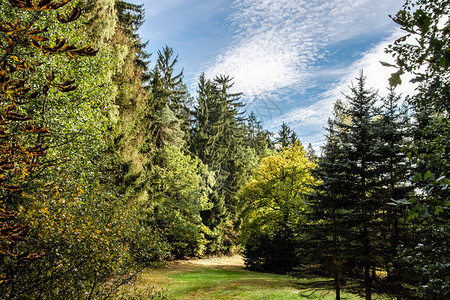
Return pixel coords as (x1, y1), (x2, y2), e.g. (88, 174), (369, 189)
(0, 0), (448, 299)
(387, 0), (450, 298)
(0, 0), (142, 298)
(239, 142), (315, 273)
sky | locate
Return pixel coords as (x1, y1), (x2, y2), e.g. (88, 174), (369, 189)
(130, 0), (417, 149)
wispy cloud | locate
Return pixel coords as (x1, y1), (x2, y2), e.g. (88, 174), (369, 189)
(205, 0), (404, 100)
(268, 28), (417, 147)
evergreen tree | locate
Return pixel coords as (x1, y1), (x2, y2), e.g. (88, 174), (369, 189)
(276, 122), (298, 148)
(189, 74), (247, 253)
(295, 103), (353, 300)
(115, 1), (151, 79)
(276, 122), (292, 147)
(113, 0), (154, 202)
(338, 73), (382, 300)
(149, 47), (186, 110)
(244, 112), (274, 155)
(373, 88), (413, 298)
(387, 1), (450, 297)
(149, 46), (192, 142)
(306, 143), (317, 162)
(116, 1), (145, 33)
(214, 75), (247, 212)
(299, 73), (384, 300)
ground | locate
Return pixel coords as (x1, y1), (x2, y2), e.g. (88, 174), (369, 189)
(127, 255), (374, 299)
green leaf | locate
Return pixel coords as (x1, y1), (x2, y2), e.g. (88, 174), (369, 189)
(380, 61), (396, 68)
(435, 205), (443, 215)
(413, 172), (422, 183)
(389, 71), (402, 87)
(413, 9), (432, 33)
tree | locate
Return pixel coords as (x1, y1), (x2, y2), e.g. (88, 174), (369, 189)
(276, 122), (298, 148)
(372, 88), (413, 298)
(143, 146), (212, 258)
(306, 143), (317, 162)
(0, 0), (150, 298)
(338, 73), (383, 300)
(115, 0), (150, 78)
(148, 46), (188, 112)
(239, 142), (316, 273)
(189, 74), (247, 254)
(294, 104), (352, 300)
(149, 46), (192, 144)
(386, 1), (450, 297)
(244, 112), (274, 156)
(0, 0), (96, 291)
(298, 73), (385, 299)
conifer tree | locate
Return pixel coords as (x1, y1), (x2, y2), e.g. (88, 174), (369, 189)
(245, 112), (274, 155)
(295, 103), (353, 300)
(276, 122), (292, 147)
(386, 1), (449, 297)
(373, 88), (413, 298)
(276, 122), (299, 148)
(115, 1), (150, 78)
(299, 73), (383, 300)
(149, 46), (192, 142)
(338, 73), (382, 300)
(189, 74), (247, 253)
(306, 143), (317, 161)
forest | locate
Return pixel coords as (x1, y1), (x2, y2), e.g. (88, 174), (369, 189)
(0, 0), (448, 299)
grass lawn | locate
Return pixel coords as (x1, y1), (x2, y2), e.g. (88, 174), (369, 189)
(128, 256), (382, 299)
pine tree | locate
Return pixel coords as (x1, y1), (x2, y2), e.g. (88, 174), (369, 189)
(299, 73), (383, 300)
(244, 112), (273, 155)
(295, 104), (353, 300)
(373, 88), (413, 298)
(189, 74), (247, 253)
(276, 122), (293, 147)
(306, 143), (317, 162)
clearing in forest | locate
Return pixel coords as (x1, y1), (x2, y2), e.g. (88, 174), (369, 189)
(130, 255), (368, 299)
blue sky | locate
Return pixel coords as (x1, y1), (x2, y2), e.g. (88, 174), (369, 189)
(130, 0), (416, 149)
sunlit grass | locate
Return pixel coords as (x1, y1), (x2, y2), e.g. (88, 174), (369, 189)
(128, 256), (386, 299)
(160, 267), (354, 300)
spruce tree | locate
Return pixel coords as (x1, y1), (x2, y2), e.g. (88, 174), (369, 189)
(339, 73), (382, 300)
(306, 143), (317, 162)
(295, 104), (353, 300)
(299, 73), (383, 300)
(244, 112), (273, 155)
(150, 46), (190, 115)
(373, 88), (413, 298)
(115, 1), (151, 78)
(276, 122), (293, 147)
(189, 74), (247, 253)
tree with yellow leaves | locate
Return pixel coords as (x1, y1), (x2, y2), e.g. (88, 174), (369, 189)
(238, 141), (317, 273)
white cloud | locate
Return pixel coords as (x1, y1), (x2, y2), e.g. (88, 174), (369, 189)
(205, 0), (404, 99)
(268, 28), (418, 148)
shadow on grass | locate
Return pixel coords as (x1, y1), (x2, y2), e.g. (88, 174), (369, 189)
(130, 257), (369, 299)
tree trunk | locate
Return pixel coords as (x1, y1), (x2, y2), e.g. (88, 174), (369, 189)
(335, 271), (341, 300)
(365, 264), (372, 300)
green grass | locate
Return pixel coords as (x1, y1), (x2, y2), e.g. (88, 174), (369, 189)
(128, 256), (382, 299)
(163, 267), (346, 300)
